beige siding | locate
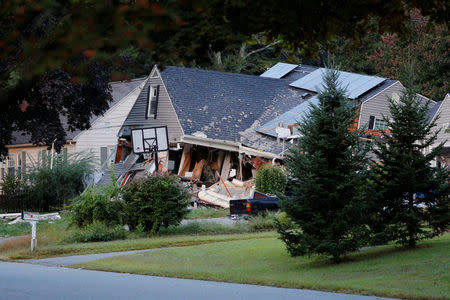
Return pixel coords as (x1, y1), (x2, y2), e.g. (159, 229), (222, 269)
(1, 144), (76, 183)
(74, 79), (146, 167)
(359, 81), (435, 129)
(123, 68), (184, 142)
(432, 94), (450, 147)
(358, 81), (404, 129)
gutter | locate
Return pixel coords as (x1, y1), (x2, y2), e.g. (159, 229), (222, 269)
(179, 135), (280, 159)
(5, 140), (76, 149)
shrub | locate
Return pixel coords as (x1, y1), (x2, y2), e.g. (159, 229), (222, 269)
(275, 212), (306, 257)
(24, 152), (94, 210)
(121, 175), (190, 233)
(0, 175), (26, 196)
(69, 221), (126, 243)
(247, 211), (279, 231)
(70, 182), (125, 227)
(254, 165), (287, 194)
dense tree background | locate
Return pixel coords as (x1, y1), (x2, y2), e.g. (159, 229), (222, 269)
(336, 9), (449, 100)
(1, 0), (448, 155)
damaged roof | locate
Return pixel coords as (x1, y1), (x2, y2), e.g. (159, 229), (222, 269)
(9, 78), (146, 145)
(160, 67), (308, 153)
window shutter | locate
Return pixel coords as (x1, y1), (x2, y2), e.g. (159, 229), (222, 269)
(100, 147), (108, 165)
(146, 85), (160, 119)
(153, 85), (160, 119)
(22, 152), (27, 177)
(368, 116), (375, 129)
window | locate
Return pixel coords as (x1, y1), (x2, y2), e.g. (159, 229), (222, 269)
(147, 85), (159, 119)
(7, 155), (15, 177)
(100, 147), (108, 165)
(374, 118), (389, 130)
(104, 122), (111, 133)
(1, 160), (5, 180)
(17, 153), (22, 177)
(442, 123), (450, 133)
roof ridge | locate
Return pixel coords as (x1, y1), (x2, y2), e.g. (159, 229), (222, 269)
(162, 66), (284, 82)
(109, 77), (147, 85)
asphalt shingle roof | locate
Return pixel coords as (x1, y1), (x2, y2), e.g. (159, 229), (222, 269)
(160, 66), (307, 153)
(427, 100), (442, 123)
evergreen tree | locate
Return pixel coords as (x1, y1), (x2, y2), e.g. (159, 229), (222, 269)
(369, 89), (450, 247)
(279, 69), (370, 261)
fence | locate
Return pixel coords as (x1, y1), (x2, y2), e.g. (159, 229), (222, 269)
(0, 192), (49, 213)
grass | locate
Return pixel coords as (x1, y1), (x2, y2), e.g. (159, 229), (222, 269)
(1, 232), (276, 260)
(0, 219), (32, 237)
(185, 208), (228, 219)
(0, 212), (275, 260)
(73, 234), (450, 300)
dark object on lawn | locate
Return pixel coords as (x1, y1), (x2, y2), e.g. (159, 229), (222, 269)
(229, 191), (278, 216)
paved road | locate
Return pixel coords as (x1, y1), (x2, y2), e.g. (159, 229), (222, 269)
(0, 261), (394, 300)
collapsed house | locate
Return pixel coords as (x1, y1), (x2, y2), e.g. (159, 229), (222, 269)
(93, 63), (438, 207)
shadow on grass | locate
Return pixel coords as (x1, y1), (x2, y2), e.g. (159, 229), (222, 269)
(304, 242), (435, 268)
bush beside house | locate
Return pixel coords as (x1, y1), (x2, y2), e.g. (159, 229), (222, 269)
(122, 175), (190, 233)
(255, 165), (287, 195)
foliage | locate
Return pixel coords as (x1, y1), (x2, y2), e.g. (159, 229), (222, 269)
(70, 181), (124, 227)
(369, 89), (450, 247)
(0, 219), (30, 237)
(121, 175), (190, 233)
(368, 10), (449, 100)
(247, 211), (279, 231)
(1, 1), (448, 156)
(255, 165), (287, 194)
(275, 212), (305, 257)
(336, 10), (449, 100)
(69, 221), (126, 243)
(24, 152), (94, 211)
(281, 68), (370, 261)
(158, 221), (248, 236)
(0, 175), (26, 196)
(185, 208), (228, 220)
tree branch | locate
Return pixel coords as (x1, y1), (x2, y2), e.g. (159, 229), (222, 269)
(244, 40), (280, 58)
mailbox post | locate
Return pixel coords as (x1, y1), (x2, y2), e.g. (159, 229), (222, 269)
(22, 212), (39, 251)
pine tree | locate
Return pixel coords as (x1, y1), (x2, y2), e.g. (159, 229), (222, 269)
(369, 89), (450, 247)
(279, 69), (370, 261)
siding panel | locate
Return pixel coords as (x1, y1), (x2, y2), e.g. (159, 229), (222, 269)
(75, 79), (146, 167)
(359, 81), (404, 129)
(433, 95), (450, 147)
(123, 71), (184, 142)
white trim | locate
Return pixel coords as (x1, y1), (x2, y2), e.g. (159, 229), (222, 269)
(73, 77), (148, 141)
(155, 66), (186, 137)
(357, 102), (364, 129)
(361, 80), (401, 105)
(150, 65), (159, 78)
(429, 94), (449, 125)
(358, 81), (399, 129)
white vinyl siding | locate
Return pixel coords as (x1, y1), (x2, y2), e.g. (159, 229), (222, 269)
(75, 79), (146, 167)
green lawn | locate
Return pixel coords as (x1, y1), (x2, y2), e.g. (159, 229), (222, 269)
(73, 234), (450, 300)
(184, 208), (228, 219)
(1, 232), (275, 260)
